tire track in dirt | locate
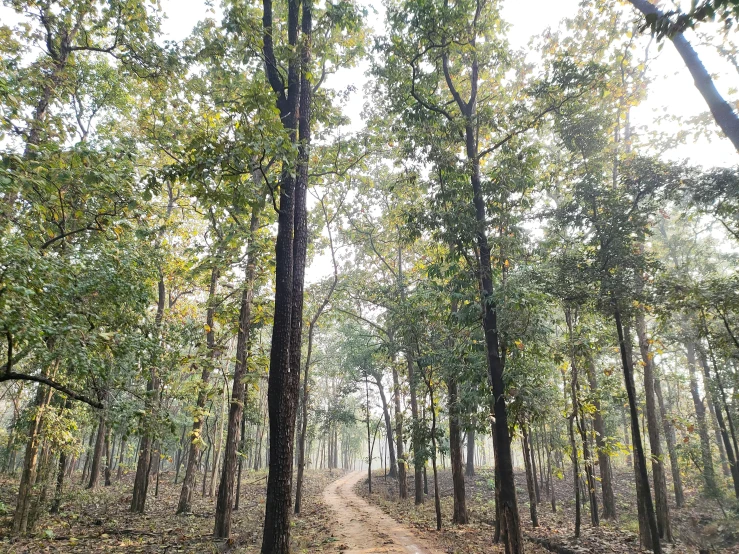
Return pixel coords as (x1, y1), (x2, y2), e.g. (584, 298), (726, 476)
(322, 471), (444, 554)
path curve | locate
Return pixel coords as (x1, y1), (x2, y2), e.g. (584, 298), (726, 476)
(322, 471), (444, 554)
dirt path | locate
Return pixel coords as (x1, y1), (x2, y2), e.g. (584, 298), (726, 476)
(322, 471), (444, 554)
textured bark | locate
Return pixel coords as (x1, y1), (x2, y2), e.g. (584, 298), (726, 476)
(260, 0), (308, 549)
(447, 375), (468, 524)
(214, 208), (261, 538)
(407, 351), (423, 505)
(616, 311), (661, 554)
(627, 0), (739, 152)
(585, 359), (616, 519)
(635, 313), (671, 541)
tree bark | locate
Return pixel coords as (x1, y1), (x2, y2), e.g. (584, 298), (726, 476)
(448, 374), (468, 524)
(260, 0), (309, 550)
(466, 423), (475, 477)
(635, 312), (671, 540)
(521, 427), (538, 528)
(131, 276), (165, 513)
(615, 309), (661, 554)
(178, 266), (220, 512)
(585, 359), (616, 519)
(698, 347), (739, 498)
(214, 206), (261, 538)
(685, 339), (717, 494)
(87, 414), (106, 490)
(392, 361), (407, 499)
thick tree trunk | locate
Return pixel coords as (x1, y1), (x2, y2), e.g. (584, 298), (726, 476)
(469, 132), (522, 552)
(627, 0), (739, 152)
(635, 313), (671, 540)
(260, 0), (310, 550)
(104, 429), (112, 487)
(616, 309), (661, 554)
(585, 359), (616, 519)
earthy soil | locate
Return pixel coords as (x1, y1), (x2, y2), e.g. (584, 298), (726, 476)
(322, 470), (444, 554)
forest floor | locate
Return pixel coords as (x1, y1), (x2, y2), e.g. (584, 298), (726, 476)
(356, 466), (739, 554)
(0, 466), (736, 553)
(0, 468), (343, 553)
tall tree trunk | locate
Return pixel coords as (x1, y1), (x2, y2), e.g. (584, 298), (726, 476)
(87, 414), (106, 490)
(615, 309), (661, 554)
(178, 266), (220, 513)
(375, 375), (397, 479)
(448, 374), (468, 524)
(466, 422), (475, 477)
(131, 276), (165, 513)
(585, 358), (616, 519)
(653, 377), (684, 507)
(627, 0), (739, 152)
(685, 340), (717, 494)
(699, 347), (739, 497)
(392, 361), (407, 499)
(104, 429), (112, 487)
(214, 205), (261, 538)
(521, 427), (538, 528)
(13, 380), (53, 534)
(635, 312), (671, 540)
(260, 0), (310, 550)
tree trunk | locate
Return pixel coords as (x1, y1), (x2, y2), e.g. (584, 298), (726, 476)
(521, 427), (538, 528)
(615, 309), (661, 554)
(214, 204), (261, 538)
(635, 312), (671, 540)
(392, 362), (407, 499)
(447, 374), (468, 524)
(104, 429), (112, 487)
(466, 422), (475, 477)
(87, 415), (106, 490)
(131, 276), (165, 513)
(585, 359), (616, 519)
(13, 381), (53, 534)
(178, 267), (219, 513)
(260, 0), (311, 550)
(685, 340), (717, 494)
